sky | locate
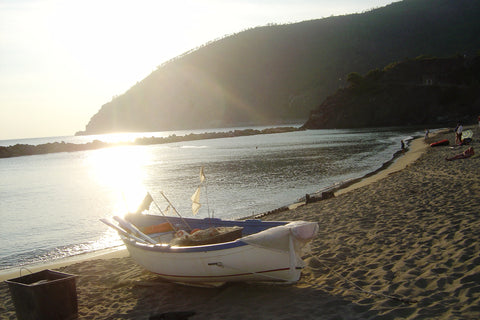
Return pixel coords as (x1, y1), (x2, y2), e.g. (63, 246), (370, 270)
(0, 0), (396, 140)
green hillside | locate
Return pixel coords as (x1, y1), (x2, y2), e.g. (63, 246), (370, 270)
(77, 0), (480, 135)
(303, 55), (480, 129)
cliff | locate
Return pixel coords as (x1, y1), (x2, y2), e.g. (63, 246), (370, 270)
(302, 55), (480, 129)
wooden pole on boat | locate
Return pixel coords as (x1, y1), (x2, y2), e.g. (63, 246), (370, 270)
(149, 194), (179, 232)
(160, 191), (192, 231)
(100, 218), (148, 244)
(203, 178), (211, 219)
(199, 166), (211, 218)
(113, 216), (157, 244)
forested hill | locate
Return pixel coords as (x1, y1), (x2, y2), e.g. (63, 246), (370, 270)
(77, 0), (480, 135)
(302, 55), (480, 129)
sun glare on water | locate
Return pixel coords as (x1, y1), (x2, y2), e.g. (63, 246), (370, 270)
(86, 145), (151, 217)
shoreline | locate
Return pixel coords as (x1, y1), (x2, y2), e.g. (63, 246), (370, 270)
(264, 131), (441, 214)
(335, 129), (444, 196)
(2, 126), (479, 319)
(0, 246), (128, 282)
(0, 126), (299, 158)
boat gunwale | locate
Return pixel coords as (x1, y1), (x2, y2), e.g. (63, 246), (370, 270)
(124, 214), (289, 235)
(123, 237), (250, 253)
(122, 214), (293, 253)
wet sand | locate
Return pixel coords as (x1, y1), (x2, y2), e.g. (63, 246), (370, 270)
(1, 126), (479, 319)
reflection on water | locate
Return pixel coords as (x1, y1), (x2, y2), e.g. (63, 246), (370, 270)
(82, 146), (155, 254)
(86, 146), (151, 215)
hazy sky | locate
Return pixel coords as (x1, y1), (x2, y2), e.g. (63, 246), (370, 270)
(0, 0), (395, 140)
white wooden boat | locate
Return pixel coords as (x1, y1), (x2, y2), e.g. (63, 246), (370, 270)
(102, 213), (318, 286)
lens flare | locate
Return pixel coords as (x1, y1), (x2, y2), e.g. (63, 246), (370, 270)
(85, 145), (150, 216)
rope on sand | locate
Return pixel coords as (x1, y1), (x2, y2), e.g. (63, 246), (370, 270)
(307, 254), (418, 304)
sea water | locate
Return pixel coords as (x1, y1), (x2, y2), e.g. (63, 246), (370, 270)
(0, 126), (422, 271)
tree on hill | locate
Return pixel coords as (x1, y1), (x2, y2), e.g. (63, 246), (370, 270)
(303, 54), (480, 129)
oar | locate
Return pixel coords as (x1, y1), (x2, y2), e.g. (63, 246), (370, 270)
(100, 218), (148, 244)
(113, 216), (157, 244)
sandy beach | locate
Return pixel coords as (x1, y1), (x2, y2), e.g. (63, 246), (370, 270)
(1, 126), (479, 320)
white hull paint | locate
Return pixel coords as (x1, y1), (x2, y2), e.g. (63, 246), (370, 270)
(108, 215), (318, 285)
(124, 237), (303, 284)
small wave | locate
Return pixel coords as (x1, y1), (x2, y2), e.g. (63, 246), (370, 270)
(0, 239), (123, 271)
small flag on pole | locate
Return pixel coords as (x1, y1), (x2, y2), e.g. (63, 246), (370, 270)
(191, 187), (201, 215)
(136, 193), (153, 214)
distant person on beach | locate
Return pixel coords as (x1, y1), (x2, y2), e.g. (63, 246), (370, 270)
(454, 122), (459, 142)
(455, 122), (463, 145)
(424, 129), (429, 140)
(401, 140), (405, 152)
(446, 147), (474, 161)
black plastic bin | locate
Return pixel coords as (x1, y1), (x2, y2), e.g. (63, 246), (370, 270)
(5, 269), (78, 320)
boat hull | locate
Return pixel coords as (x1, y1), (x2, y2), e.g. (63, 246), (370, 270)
(118, 215), (318, 285)
(124, 239), (303, 284)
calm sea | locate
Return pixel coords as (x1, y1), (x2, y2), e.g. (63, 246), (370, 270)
(0, 126), (422, 272)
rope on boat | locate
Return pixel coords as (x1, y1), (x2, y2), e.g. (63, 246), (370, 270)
(306, 253), (418, 304)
